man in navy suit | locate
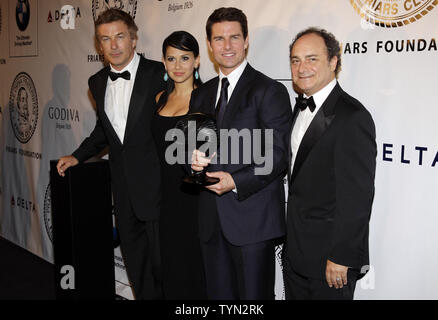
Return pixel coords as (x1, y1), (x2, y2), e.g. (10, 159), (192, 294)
(190, 7), (292, 299)
(283, 27), (376, 300)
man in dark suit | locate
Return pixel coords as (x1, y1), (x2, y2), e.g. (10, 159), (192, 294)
(283, 27), (376, 300)
(56, 9), (165, 299)
(190, 7), (292, 299)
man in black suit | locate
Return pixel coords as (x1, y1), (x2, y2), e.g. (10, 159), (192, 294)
(283, 27), (376, 300)
(190, 7), (292, 299)
(56, 9), (165, 299)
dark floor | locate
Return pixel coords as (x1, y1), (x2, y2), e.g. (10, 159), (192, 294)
(0, 236), (56, 300)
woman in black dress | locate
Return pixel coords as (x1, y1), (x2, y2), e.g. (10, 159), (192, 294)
(151, 31), (206, 299)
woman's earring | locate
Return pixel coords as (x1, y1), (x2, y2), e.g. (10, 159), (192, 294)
(164, 72), (168, 81)
(194, 69), (199, 80)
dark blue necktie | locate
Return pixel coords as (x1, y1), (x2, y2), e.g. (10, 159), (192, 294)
(109, 70), (131, 81)
(215, 77), (230, 126)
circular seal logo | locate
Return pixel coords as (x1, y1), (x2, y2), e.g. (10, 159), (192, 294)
(16, 0), (30, 31)
(9, 72), (38, 143)
(92, 0), (138, 21)
(44, 183), (53, 242)
(351, 0), (437, 28)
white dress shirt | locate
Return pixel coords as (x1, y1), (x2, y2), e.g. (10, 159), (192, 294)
(290, 78), (337, 173)
(104, 52), (140, 144)
(216, 59), (248, 106)
(216, 60), (248, 193)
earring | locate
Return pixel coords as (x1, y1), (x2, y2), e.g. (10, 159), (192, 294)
(194, 69), (199, 80)
(164, 72), (168, 81)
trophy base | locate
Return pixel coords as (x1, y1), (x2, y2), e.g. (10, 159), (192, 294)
(183, 173), (219, 186)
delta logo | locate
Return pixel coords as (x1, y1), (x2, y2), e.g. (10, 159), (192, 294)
(47, 5), (82, 30)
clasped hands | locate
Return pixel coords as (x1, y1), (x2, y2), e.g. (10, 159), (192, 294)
(191, 150), (235, 195)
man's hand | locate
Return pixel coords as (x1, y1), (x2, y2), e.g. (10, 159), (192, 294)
(191, 150), (211, 172)
(56, 155), (79, 177)
(191, 149), (234, 195)
(205, 171), (236, 195)
(326, 259), (349, 289)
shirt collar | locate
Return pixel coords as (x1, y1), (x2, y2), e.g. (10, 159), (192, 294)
(304, 78), (337, 113)
(109, 52), (139, 76)
(219, 59), (248, 88)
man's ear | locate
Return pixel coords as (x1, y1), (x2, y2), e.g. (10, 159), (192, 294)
(329, 56), (338, 72)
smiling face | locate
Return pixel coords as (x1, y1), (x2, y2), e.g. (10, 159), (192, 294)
(163, 46), (199, 84)
(290, 33), (337, 96)
(97, 20), (137, 71)
(207, 21), (248, 76)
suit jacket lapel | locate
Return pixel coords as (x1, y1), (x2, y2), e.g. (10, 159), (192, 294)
(95, 67), (123, 146)
(221, 64), (255, 129)
(287, 106), (301, 183)
(124, 56), (152, 142)
(206, 78), (219, 116)
(190, 78), (218, 117)
(203, 78), (220, 171)
(290, 83), (341, 183)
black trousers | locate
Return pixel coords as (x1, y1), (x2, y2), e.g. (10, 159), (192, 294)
(116, 203), (162, 300)
(200, 224), (275, 300)
(282, 254), (359, 300)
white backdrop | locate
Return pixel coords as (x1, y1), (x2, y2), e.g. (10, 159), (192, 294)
(1, 0), (438, 300)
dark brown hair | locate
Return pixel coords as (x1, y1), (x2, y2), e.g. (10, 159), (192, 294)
(95, 8), (138, 40)
(289, 27), (342, 76)
(157, 31), (203, 111)
(206, 7), (248, 41)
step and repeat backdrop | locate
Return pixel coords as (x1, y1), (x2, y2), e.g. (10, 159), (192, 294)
(1, 0), (437, 299)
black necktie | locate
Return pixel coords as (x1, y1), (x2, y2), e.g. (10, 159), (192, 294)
(215, 77), (230, 126)
(109, 70), (131, 81)
(295, 95), (316, 112)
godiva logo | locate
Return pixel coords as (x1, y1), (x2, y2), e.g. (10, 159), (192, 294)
(351, 0), (437, 28)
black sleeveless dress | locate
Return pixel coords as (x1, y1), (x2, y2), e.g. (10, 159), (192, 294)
(152, 101), (206, 300)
